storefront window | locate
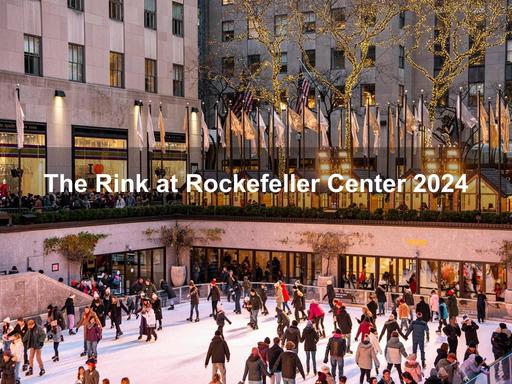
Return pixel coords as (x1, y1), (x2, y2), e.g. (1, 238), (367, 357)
(378, 257), (396, 290)
(462, 262), (483, 298)
(271, 252), (286, 282)
(239, 250), (253, 278)
(150, 135), (186, 188)
(0, 127), (46, 196)
(255, 251), (270, 281)
(191, 248), (206, 283)
(125, 251), (138, 293)
(486, 263), (507, 298)
(440, 261), (460, 292)
(290, 253), (304, 282)
(420, 260), (439, 294)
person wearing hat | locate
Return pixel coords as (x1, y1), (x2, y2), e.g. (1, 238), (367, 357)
(207, 279), (221, 319)
(84, 358), (99, 384)
(242, 347), (270, 383)
(323, 329), (346, 382)
(301, 320), (319, 375)
(461, 316), (479, 348)
(0, 351), (16, 384)
(443, 317), (461, 357)
(61, 294), (76, 335)
(205, 330), (230, 384)
(379, 315), (405, 342)
(446, 290), (459, 319)
(22, 319), (46, 377)
(7, 318), (28, 372)
(271, 341), (305, 383)
(1, 318), (12, 352)
(404, 353), (423, 383)
(215, 305), (232, 338)
(186, 280), (200, 322)
(404, 312), (429, 369)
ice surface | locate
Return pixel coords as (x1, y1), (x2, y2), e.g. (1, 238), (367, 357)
(23, 300), (501, 384)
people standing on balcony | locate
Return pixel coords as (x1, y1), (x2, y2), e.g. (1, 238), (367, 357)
(292, 286), (306, 323)
(205, 330), (230, 384)
(358, 268), (368, 289)
(186, 280), (200, 322)
(408, 274), (417, 295)
(276, 307), (290, 341)
(308, 300), (326, 338)
(257, 284), (269, 316)
(376, 283), (387, 316)
(443, 317), (461, 357)
(379, 315), (405, 342)
(446, 291), (459, 319)
(301, 320), (319, 375)
(109, 296), (129, 340)
(355, 336), (380, 384)
(494, 283), (504, 302)
(429, 290), (439, 322)
(281, 282), (292, 315)
(283, 320), (301, 354)
(436, 298), (449, 334)
(384, 331), (407, 383)
(207, 279), (221, 318)
(476, 290), (487, 323)
(322, 280), (336, 312)
(323, 328), (347, 382)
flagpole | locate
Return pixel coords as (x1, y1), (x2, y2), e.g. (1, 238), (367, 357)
(242, 108), (246, 174)
(228, 102), (234, 205)
(215, 101), (219, 207)
(269, 106), (274, 175)
(420, 92), (425, 209)
(16, 86), (22, 204)
(317, 96), (321, 152)
(477, 92), (482, 212)
(285, 102), (290, 175)
(498, 85), (502, 214)
(159, 103), (164, 175)
(339, 108), (343, 148)
(488, 97), (492, 167)
(302, 97), (306, 210)
(366, 100), (370, 209)
(403, 91), (408, 174)
(256, 103), (261, 206)
(185, 104), (191, 205)
(147, 102), (152, 190)
(349, 102), (353, 159)
(396, 102), (401, 180)
(201, 102), (206, 174)
(386, 103), (390, 179)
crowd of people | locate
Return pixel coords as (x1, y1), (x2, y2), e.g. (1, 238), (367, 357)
(0, 270), (511, 384)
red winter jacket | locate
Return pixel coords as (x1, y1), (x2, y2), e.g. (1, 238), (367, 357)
(308, 302), (325, 320)
(356, 320), (371, 341)
(281, 284), (290, 302)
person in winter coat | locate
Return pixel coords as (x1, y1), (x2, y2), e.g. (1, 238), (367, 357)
(283, 320), (301, 353)
(84, 359), (99, 384)
(332, 303), (353, 354)
(76, 307), (101, 358)
(91, 295), (105, 328)
(61, 294), (76, 335)
(323, 329), (347, 382)
(402, 372), (418, 384)
(109, 296), (129, 339)
(187, 280), (200, 322)
(84, 316), (102, 359)
(436, 298), (449, 334)
(446, 291), (459, 319)
(205, 330), (230, 384)
(301, 321), (319, 375)
(436, 353), (463, 384)
(142, 301), (157, 342)
(248, 289), (263, 330)
(215, 305), (232, 337)
(404, 312), (429, 368)
(416, 297), (431, 323)
(207, 279), (221, 318)
(7, 318), (28, 372)
(141, 279), (157, 299)
(355, 337), (380, 384)
(0, 351), (17, 384)
(404, 290), (415, 321)
(367, 296), (379, 321)
(242, 347), (270, 383)
(292, 287), (306, 323)
(281, 282), (291, 315)
(322, 280), (336, 312)
(398, 300), (410, 332)
(443, 317), (461, 357)
(1, 319), (12, 353)
(379, 315), (406, 342)
(160, 279), (176, 310)
(461, 316), (479, 347)
(384, 331), (407, 382)
(430, 290), (439, 321)
(355, 318), (372, 342)
(463, 343), (479, 362)
(257, 284), (269, 315)
(491, 323), (511, 360)
(460, 354), (486, 380)
(150, 293), (163, 330)
(271, 341), (305, 383)
(368, 327), (382, 355)
(308, 300), (326, 338)
(9, 333), (24, 383)
(242, 276), (252, 298)
(22, 319), (45, 377)
(257, 337), (271, 380)
(276, 307), (290, 341)
(274, 283), (284, 311)
(476, 290), (487, 323)
(49, 320), (62, 362)
(267, 337), (283, 384)
(404, 354), (423, 383)
(375, 284), (387, 316)
(232, 279), (242, 314)
(378, 369), (397, 384)
(434, 343), (449, 367)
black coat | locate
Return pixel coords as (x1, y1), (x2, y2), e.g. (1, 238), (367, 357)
(205, 335), (230, 364)
(208, 285), (221, 302)
(283, 325), (301, 349)
(379, 320), (405, 341)
(292, 291), (304, 310)
(151, 298), (162, 321)
(335, 308), (352, 334)
(461, 321), (479, 346)
(216, 312), (232, 327)
(109, 301), (129, 324)
(323, 285), (335, 301)
(434, 348), (448, 367)
(324, 335), (346, 359)
(272, 351), (305, 380)
(248, 293), (262, 311)
(0, 358), (16, 384)
(416, 300), (431, 322)
(301, 325), (319, 351)
(61, 297), (75, 316)
(491, 331), (510, 358)
(267, 344), (284, 372)
(443, 324), (461, 341)
(376, 286), (387, 303)
(189, 286), (200, 305)
(367, 301), (378, 319)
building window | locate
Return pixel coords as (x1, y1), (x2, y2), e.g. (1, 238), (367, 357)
(172, 2), (184, 37)
(145, 58), (157, 93)
(280, 52), (287, 74)
(331, 8), (346, 28)
(331, 49), (345, 70)
(304, 49), (316, 68)
(109, 0), (123, 21)
(303, 12), (316, 33)
(364, 45), (376, 66)
(361, 84), (376, 106)
(222, 21), (234, 42)
(468, 83), (484, 108)
(247, 54), (261, 74)
(24, 35), (41, 76)
(68, 44), (84, 82)
(248, 19), (258, 39)
(144, 0), (157, 30)
(109, 51), (124, 88)
(173, 64), (184, 97)
(68, 0), (84, 11)
(222, 56), (234, 77)
(399, 45), (405, 69)
(399, 11), (406, 29)
(307, 87), (316, 109)
(275, 15), (288, 36)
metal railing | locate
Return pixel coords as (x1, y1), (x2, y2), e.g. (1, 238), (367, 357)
(466, 352), (512, 384)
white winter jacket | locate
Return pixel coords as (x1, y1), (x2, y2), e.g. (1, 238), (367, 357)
(10, 339), (24, 362)
(143, 308), (157, 327)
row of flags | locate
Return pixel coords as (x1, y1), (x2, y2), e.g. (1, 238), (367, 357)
(136, 105), (167, 153)
(477, 95), (510, 152)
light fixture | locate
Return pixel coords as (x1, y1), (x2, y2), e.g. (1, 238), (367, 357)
(54, 90), (66, 97)
(134, 99), (143, 107)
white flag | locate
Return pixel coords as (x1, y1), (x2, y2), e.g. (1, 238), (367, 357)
(15, 89), (24, 149)
(456, 95), (477, 130)
(319, 110), (329, 147)
(273, 111), (286, 148)
(351, 111), (360, 148)
(370, 108), (381, 155)
(258, 112), (268, 151)
(362, 106), (369, 149)
(136, 108), (144, 151)
(201, 112), (210, 151)
(146, 106), (156, 152)
(404, 102), (417, 134)
(417, 98), (432, 132)
(217, 114), (226, 148)
(336, 116), (342, 147)
(304, 107), (319, 131)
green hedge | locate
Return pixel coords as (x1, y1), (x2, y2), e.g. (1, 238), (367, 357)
(10, 205), (512, 225)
